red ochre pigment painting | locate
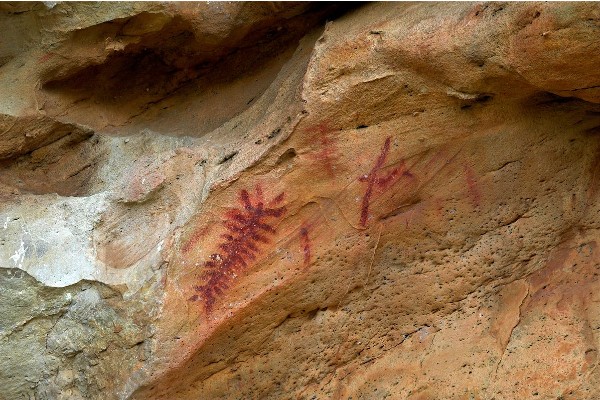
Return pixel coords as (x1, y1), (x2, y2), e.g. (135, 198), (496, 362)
(181, 224), (210, 254)
(306, 122), (338, 176)
(299, 224), (311, 269)
(189, 186), (286, 312)
(186, 136), (439, 311)
(463, 163), (482, 208)
(359, 136), (412, 227)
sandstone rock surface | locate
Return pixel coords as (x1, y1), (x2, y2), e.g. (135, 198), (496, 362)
(1, 2), (600, 399)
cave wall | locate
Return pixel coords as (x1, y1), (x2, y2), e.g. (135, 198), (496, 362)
(1, 2), (600, 399)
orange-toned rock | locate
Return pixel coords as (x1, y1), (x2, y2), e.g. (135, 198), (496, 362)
(1, 2), (600, 400)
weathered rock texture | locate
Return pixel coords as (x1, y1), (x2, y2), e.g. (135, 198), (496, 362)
(1, 2), (600, 399)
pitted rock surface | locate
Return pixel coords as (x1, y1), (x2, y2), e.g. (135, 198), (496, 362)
(1, 2), (599, 399)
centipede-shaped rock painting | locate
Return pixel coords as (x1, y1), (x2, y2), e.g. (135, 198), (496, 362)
(189, 185), (286, 312)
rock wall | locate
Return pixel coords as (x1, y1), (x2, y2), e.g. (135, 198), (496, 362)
(1, 2), (599, 399)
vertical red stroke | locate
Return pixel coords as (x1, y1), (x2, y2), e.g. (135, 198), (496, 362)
(464, 164), (481, 208)
(307, 122), (337, 175)
(300, 225), (311, 268)
(359, 137), (409, 227)
(189, 185), (286, 312)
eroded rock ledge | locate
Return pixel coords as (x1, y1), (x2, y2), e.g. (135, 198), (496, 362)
(1, 2), (600, 399)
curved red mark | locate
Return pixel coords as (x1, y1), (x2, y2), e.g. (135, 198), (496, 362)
(38, 52), (54, 64)
(182, 225), (210, 254)
(300, 225), (311, 268)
